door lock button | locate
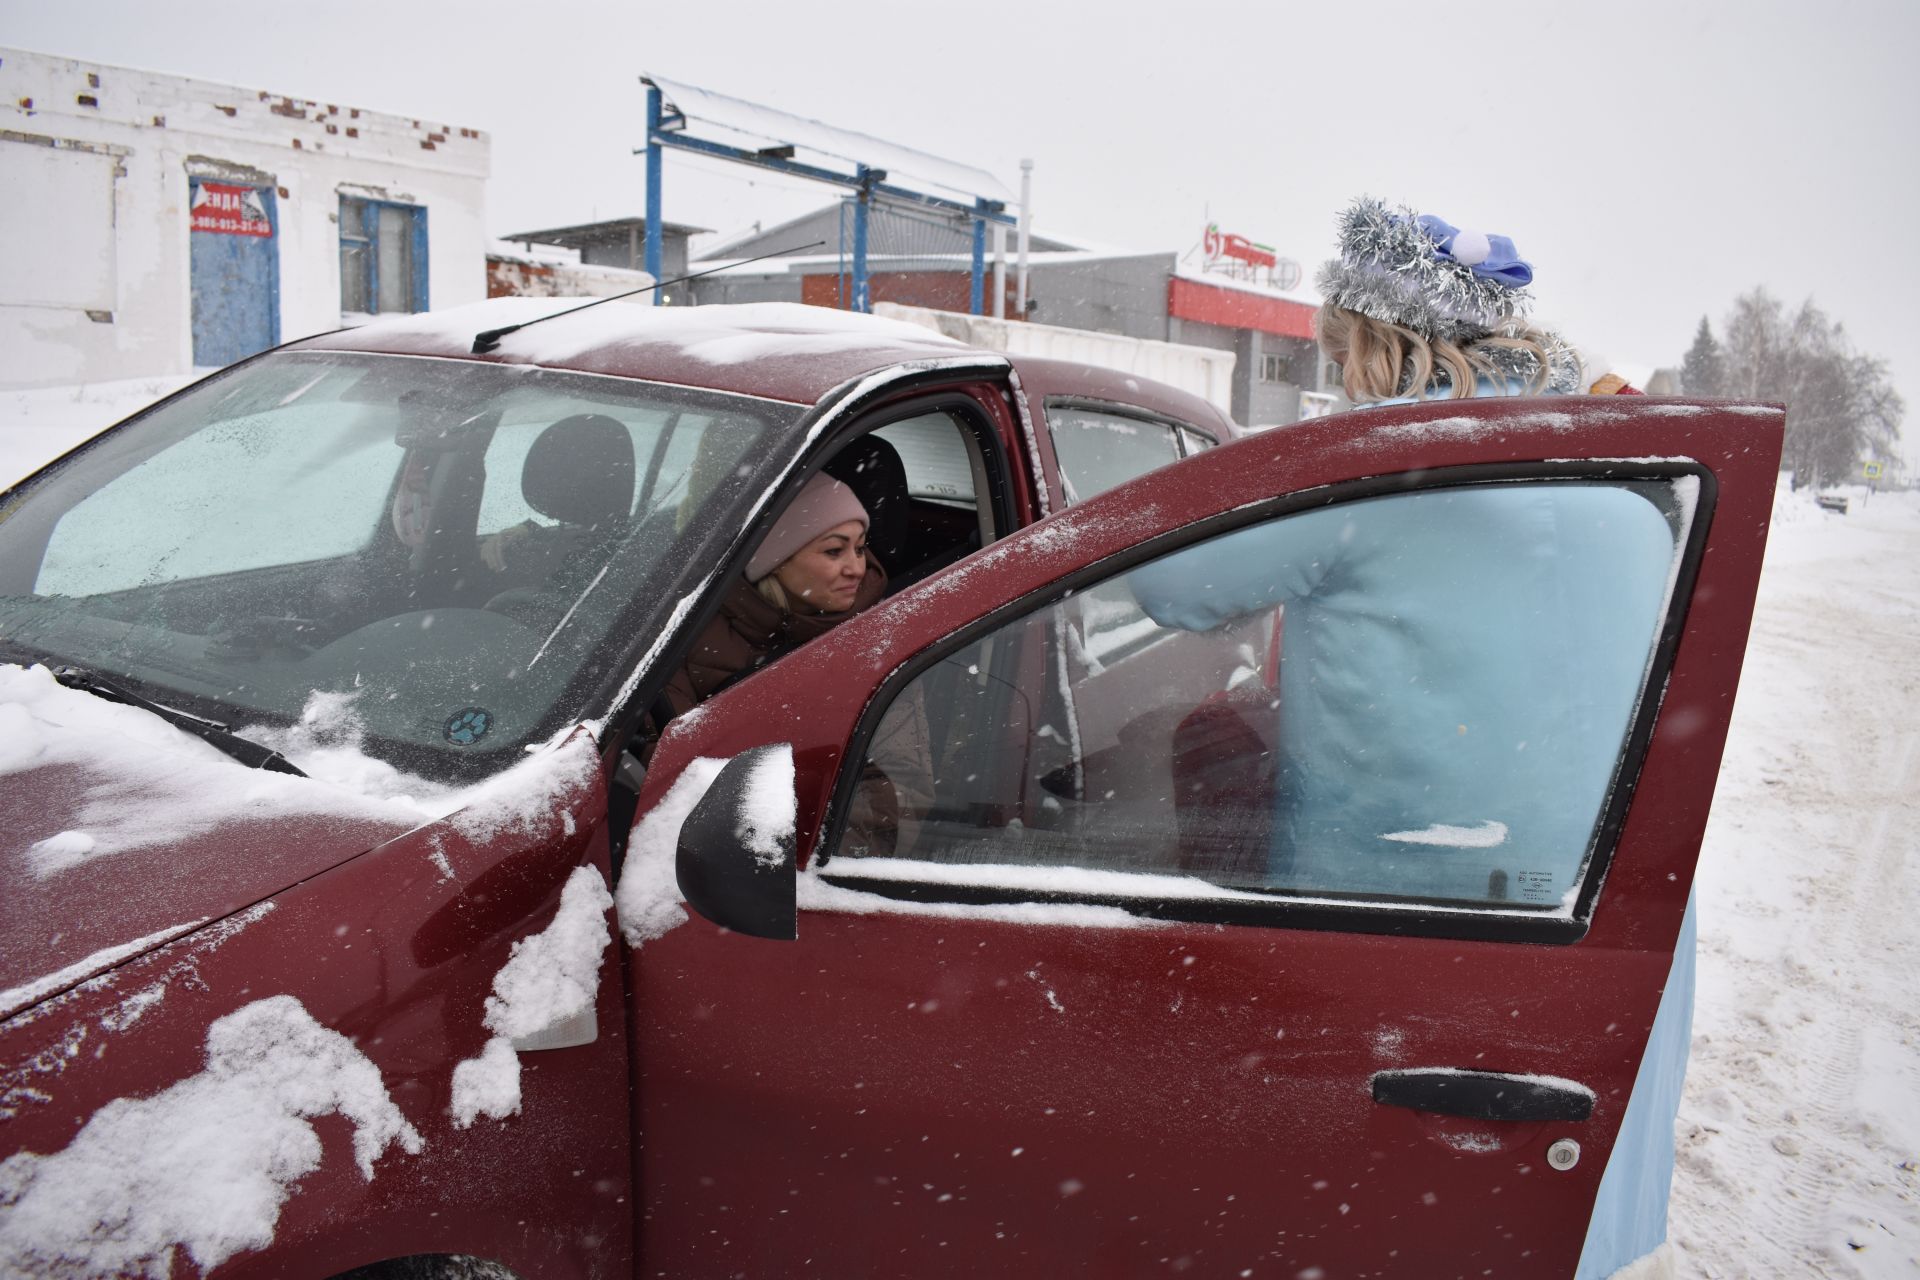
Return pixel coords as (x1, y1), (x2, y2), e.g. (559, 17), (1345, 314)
(1546, 1139), (1581, 1171)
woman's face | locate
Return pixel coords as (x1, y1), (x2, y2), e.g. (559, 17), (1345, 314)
(773, 520), (868, 612)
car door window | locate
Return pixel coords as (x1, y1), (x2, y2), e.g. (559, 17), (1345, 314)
(834, 479), (1688, 916)
(1177, 425), (1217, 456)
(1046, 405), (1182, 503)
(872, 414), (976, 506)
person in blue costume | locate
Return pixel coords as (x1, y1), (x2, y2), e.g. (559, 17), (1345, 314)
(1134, 197), (1695, 1279)
(1136, 486), (1674, 904)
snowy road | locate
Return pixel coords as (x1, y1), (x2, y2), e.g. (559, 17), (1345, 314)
(2, 386), (1916, 1275)
(1672, 488), (1920, 1277)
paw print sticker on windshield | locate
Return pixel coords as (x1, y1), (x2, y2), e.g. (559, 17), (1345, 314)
(444, 707), (493, 746)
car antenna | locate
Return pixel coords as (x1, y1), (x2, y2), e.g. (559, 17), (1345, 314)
(471, 241), (828, 354)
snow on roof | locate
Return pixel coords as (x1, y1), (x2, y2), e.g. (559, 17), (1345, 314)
(485, 237), (583, 267)
(644, 73), (1014, 205)
(314, 297), (967, 371)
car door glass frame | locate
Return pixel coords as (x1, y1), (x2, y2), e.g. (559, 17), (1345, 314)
(814, 458), (1718, 945)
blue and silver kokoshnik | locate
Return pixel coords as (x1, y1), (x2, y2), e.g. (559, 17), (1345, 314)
(1317, 196), (1535, 344)
(1318, 196), (1584, 394)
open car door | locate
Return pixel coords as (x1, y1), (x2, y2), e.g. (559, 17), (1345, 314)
(626, 395), (1782, 1277)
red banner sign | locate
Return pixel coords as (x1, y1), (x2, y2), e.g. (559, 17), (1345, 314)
(191, 182), (273, 237)
(1200, 222), (1302, 290)
(1203, 223), (1277, 271)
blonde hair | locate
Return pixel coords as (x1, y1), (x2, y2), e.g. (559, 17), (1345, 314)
(754, 575), (790, 611)
(1316, 305), (1556, 402)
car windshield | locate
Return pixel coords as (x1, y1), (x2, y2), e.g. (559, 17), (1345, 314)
(0, 351), (798, 781)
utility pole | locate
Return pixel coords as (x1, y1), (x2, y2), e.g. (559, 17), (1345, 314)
(1016, 158), (1032, 319)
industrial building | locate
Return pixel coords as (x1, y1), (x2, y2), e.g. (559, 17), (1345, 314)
(0, 48), (490, 388)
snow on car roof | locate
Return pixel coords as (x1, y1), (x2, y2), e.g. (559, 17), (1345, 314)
(291, 299), (979, 406)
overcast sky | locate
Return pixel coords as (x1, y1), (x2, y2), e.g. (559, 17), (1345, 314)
(6, 0), (1915, 450)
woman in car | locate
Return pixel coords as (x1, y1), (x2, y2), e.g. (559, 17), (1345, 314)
(663, 470), (931, 854)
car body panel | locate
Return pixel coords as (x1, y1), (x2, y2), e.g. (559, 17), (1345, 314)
(1, 735), (634, 1279)
(0, 296), (1780, 1277)
(627, 396), (1780, 1277)
(0, 754), (412, 1018)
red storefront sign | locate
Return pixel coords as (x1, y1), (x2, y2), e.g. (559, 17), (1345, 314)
(1203, 223), (1278, 271)
(191, 182), (273, 237)
(1169, 275), (1318, 339)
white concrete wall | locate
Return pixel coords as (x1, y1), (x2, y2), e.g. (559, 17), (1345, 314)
(873, 302), (1237, 415)
(0, 48), (490, 388)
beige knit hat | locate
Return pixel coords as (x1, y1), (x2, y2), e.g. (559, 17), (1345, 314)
(746, 472), (870, 582)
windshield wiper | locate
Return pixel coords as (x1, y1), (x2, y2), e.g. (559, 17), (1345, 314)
(50, 665), (307, 777)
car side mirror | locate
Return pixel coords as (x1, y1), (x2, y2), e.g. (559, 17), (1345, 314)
(675, 744), (798, 941)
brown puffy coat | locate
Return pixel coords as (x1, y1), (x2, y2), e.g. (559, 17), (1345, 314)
(662, 563), (887, 717)
(660, 562), (933, 856)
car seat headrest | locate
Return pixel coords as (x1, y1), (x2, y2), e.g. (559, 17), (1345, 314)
(522, 413), (635, 528)
(823, 434), (910, 569)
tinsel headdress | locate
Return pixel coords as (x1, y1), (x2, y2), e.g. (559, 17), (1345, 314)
(1316, 197), (1535, 344)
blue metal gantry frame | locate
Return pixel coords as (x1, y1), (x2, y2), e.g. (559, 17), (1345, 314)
(643, 83), (1014, 313)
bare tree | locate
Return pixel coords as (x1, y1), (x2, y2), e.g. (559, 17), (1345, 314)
(1710, 288), (1903, 486)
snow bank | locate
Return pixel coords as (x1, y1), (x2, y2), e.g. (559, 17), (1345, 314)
(1669, 483), (1920, 1274)
(0, 666), (598, 874)
(735, 747), (796, 869)
(0, 995), (421, 1276)
(0, 374), (194, 491)
(450, 865), (613, 1129)
(481, 865), (613, 1045)
(345, 298), (962, 370)
(448, 1036), (521, 1131)
(613, 757), (727, 947)
(240, 689), (447, 808)
(0, 666), (444, 873)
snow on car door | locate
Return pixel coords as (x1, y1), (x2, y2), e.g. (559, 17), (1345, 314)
(624, 396), (1782, 1277)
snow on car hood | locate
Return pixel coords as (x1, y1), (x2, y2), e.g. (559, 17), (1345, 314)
(0, 664), (597, 1021)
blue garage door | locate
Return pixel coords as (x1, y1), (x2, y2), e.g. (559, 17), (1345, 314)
(189, 178), (280, 368)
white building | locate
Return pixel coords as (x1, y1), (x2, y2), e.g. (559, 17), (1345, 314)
(0, 48), (490, 389)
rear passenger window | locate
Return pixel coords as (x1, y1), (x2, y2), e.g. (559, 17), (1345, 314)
(831, 479), (1690, 924)
(1047, 405), (1182, 503)
(873, 415), (977, 507)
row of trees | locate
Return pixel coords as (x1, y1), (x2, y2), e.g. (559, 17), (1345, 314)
(1680, 289), (1904, 486)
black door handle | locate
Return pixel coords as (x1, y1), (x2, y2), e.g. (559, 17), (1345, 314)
(1371, 1068), (1594, 1122)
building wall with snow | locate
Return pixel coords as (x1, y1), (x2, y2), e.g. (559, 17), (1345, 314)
(1022, 254), (1174, 344)
(486, 254), (653, 301)
(0, 48), (489, 389)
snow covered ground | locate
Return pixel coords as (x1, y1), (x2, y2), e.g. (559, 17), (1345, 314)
(0, 375), (197, 486)
(1, 384), (1915, 1275)
(1671, 482), (1920, 1278)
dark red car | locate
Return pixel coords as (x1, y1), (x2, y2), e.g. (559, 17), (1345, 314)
(0, 298), (1780, 1278)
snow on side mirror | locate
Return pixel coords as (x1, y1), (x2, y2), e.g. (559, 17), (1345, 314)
(675, 744), (798, 941)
